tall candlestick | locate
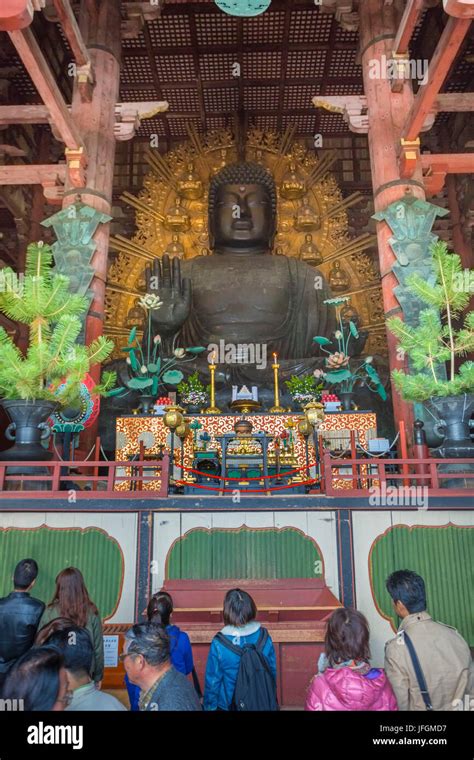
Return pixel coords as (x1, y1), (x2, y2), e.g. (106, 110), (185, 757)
(269, 352), (285, 413)
(204, 352), (221, 414)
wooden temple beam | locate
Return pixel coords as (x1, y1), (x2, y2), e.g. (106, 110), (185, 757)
(0, 164), (66, 185)
(432, 93), (474, 112)
(0, 0), (43, 31)
(0, 102), (168, 134)
(421, 153), (474, 173)
(443, 0), (474, 18)
(420, 153), (474, 195)
(401, 16), (472, 143)
(120, 77), (366, 93)
(52, 0), (91, 67)
(8, 26), (86, 153)
(0, 105), (50, 125)
(393, 0), (425, 55)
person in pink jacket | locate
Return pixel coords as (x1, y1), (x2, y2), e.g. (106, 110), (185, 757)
(305, 607), (397, 711)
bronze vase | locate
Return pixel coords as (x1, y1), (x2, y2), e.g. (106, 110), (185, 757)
(428, 394), (474, 488)
(138, 395), (155, 414)
(340, 392), (354, 412)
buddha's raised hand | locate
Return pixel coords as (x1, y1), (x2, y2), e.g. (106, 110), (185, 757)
(145, 254), (191, 337)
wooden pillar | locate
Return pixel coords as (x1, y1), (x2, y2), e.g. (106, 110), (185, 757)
(61, 0), (120, 385)
(359, 0), (421, 445)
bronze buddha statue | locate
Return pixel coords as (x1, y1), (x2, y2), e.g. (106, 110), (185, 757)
(145, 162), (334, 366)
(100, 162), (384, 446)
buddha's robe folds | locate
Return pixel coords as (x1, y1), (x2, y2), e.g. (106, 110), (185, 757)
(176, 253), (335, 359)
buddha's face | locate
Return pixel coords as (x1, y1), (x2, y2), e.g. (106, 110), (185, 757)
(210, 182), (275, 253)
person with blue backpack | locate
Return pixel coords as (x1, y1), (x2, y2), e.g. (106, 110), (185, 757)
(203, 588), (278, 711)
(125, 591), (200, 711)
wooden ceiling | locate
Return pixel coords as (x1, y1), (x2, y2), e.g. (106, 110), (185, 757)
(2, 0), (472, 143)
(120, 0), (364, 142)
(0, 0), (472, 255)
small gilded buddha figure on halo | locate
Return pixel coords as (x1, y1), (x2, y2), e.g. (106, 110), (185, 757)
(328, 260), (350, 292)
(299, 233), (322, 265)
(295, 196), (321, 232)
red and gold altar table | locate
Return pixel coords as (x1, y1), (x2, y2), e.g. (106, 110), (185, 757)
(115, 411), (377, 492)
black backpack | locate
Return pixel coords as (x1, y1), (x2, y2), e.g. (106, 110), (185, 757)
(216, 627), (279, 711)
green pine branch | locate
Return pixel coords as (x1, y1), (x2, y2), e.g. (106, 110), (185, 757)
(387, 242), (474, 401)
(0, 242), (113, 406)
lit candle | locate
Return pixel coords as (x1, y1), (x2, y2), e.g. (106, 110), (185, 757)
(204, 350), (221, 414)
(270, 351), (284, 412)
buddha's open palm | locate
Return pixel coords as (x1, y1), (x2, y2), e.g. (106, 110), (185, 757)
(145, 255), (191, 336)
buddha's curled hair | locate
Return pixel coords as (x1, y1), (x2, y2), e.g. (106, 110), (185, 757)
(208, 161), (277, 217)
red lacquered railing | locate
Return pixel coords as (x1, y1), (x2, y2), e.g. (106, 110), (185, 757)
(322, 453), (474, 498)
(0, 454), (170, 499)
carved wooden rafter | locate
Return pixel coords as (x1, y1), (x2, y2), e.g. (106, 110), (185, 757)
(320, 0), (359, 32)
(121, 1), (164, 40)
(313, 95), (369, 134)
(0, 101), (169, 137)
(114, 101), (169, 141)
(313, 95), (435, 135)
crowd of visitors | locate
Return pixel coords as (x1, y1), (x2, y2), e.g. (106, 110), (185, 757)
(0, 561), (472, 712)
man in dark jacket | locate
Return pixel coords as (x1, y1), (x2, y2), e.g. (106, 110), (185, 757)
(0, 559), (45, 685)
(122, 622), (201, 711)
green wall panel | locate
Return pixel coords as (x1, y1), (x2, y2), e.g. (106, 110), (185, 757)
(370, 524), (473, 645)
(166, 527), (323, 580)
(0, 526), (124, 619)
